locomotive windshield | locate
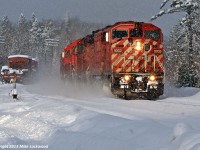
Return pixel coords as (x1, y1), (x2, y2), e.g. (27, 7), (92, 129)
(112, 30), (128, 39)
(144, 30), (160, 41)
(130, 28), (143, 37)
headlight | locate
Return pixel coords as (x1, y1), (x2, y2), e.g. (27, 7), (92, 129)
(149, 75), (156, 81)
(135, 41), (142, 51)
(62, 52), (65, 58)
(124, 75), (131, 82)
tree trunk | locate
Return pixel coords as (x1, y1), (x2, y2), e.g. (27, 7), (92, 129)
(187, 8), (193, 67)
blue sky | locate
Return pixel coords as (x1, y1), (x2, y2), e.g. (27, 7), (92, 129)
(0, 0), (183, 35)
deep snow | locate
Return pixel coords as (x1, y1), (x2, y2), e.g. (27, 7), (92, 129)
(0, 79), (200, 150)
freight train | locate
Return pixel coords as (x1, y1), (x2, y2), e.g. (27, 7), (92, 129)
(1, 55), (38, 83)
(60, 21), (165, 100)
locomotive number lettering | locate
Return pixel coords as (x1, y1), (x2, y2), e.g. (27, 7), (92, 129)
(114, 49), (122, 53)
(154, 50), (162, 53)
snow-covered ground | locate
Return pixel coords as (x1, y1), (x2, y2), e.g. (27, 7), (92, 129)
(0, 79), (200, 150)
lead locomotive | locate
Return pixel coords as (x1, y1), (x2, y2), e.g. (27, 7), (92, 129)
(60, 21), (164, 100)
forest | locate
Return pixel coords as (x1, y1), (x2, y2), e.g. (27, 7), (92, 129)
(0, 13), (103, 73)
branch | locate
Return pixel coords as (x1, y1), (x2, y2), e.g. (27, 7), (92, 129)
(176, 33), (185, 42)
(150, 10), (166, 21)
(160, 0), (170, 9)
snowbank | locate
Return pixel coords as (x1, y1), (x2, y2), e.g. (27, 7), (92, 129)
(0, 83), (200, 150)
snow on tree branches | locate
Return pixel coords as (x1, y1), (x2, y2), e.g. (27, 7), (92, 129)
(152, 0), (200, 87)
(151, 0), (199, 21)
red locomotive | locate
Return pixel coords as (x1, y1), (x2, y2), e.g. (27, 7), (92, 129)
(60, 21), (165, 100)
(60, 39), (81, 80)
(1, 55), (38, 83)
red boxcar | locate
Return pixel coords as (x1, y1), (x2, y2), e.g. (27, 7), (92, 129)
(1, 55), (38, 83)
(60, 21), (165, 100)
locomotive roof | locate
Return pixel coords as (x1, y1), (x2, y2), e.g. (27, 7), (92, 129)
(64, 38), (82, 51)
(112, 21), (160, 30)
(92, 21), (161, 34)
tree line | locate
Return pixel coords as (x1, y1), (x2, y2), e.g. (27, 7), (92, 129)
(0, 13), (102, 70)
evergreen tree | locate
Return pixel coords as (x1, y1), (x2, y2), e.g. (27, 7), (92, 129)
(165, 22), (183, 84)
(152, 0), (199, 87)
(177, 64), (199, 87)
(31, 12), (36, 23)
(30, 18), (41, 57)
(17, 13), (30, 55)
(0, 16), (13, 65)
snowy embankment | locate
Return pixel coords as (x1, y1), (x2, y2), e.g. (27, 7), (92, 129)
(0, 80), (200, 150)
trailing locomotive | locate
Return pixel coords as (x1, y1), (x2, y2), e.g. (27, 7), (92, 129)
(1, 55), (38, 83)
(60, 21), (165, 100)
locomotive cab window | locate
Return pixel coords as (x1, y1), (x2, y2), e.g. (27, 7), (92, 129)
(130, 28), (143, 37)
(78, 44), (84, 54)
(65, 50), (70, 57)
(112, 30), (128, 39)
(145, 30), (160, 41)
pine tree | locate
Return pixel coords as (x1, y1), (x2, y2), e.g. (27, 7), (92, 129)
(31, 12), (36, 23)
(17, 13), (30, 55)
(152, 0), (199, 87)
(177, 64), (199, 87)
(0, 16), (13, 65)
(30, 18), (41, 57)
(166, 22), (183, 84)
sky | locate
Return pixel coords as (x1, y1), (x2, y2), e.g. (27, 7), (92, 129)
(0, 0), (183, 35)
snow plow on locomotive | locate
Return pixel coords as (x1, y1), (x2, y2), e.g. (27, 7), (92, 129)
(1, 55), (38, 83)
(60, 21), (165, 100)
